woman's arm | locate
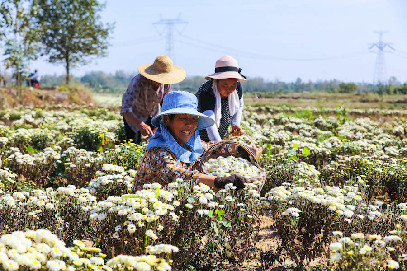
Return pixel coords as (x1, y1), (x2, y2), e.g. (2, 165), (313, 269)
(231, 96), (244, 126)
(198, 173), (216, 188)
(205, 121), (222, 142)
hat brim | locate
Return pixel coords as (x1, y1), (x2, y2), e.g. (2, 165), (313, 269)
(138, 64), (186, 84)
(205, 71), (246, 81)
(151, 108), (215, 130)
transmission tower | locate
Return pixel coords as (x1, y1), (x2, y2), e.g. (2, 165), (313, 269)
(369, 31), (394, 84)
(153, 15), (188, 61)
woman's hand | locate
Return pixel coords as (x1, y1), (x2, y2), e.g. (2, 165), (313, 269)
(214, 174), (246, 190)
(123, 112), (154, 137)
(232, 125), (243, 136)
(139, 122), (154, 137)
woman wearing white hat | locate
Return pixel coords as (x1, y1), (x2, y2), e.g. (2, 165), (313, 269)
(121, 55), (186, 144)
(132, 91), (246, 191)
(196, 56), (246, 142)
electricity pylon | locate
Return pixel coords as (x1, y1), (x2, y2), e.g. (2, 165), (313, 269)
(369, 31), (394, 84)
(153, 15), (188, 61)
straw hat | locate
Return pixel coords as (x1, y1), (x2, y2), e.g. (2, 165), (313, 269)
(138, 56), (186, 84)
(205, 55), (246, 81)
(151, 91), (214, 130)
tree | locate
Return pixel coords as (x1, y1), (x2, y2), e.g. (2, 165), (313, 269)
(338, 83), (357, 93)
(0, 0), (40, 88)
(33, 0), (113, 84)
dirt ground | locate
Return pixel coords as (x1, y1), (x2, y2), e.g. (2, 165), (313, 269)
(0, 87), (94, 108)
(249, 215), (328, 271)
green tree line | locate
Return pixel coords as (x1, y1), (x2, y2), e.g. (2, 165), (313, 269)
(38, 71), (407, 94)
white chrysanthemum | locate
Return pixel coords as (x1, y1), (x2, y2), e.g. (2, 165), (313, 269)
(46, 260), (66, 271)
(199, 196), (208, 205)
(329, 242), (342, 251)
(27, 258), (41, 270)
(3, 259), (19, 271)
(204, 156), (261, 178)
(387, 260), (399, 270)
(359, 245), (372, 255)
(146, 244), (179, 254)
(50, 247), (63, 257)
(282, 207), (301, 217)
(383, 235), (402, 243)
(145, 230), (157, 240)
(343, 209), (354, 218)
(36, 243), (51, 253)
(127, 224), (136, 234)
(90, 256), (104, 265)
(330, 252), (341, 261)
(351, 233), (364, 240)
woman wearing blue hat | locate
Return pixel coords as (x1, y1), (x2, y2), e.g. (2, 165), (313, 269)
(132, 91), (246, 191)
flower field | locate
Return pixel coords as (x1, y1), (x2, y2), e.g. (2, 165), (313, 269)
(0, 104), (407, 270)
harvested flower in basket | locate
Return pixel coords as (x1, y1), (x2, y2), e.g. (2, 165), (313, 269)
(204, 156), (262, 178)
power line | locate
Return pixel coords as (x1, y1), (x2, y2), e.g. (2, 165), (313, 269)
(113, 36), (163, 47)
(177, 34), (367, 62)
(393, 51), (407, 59)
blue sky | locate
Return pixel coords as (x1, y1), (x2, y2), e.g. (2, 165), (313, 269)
(29, 0), (407, 83)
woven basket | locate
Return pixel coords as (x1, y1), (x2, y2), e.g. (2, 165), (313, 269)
(225, 132), (263, 162)
(191, 140), (266, 191)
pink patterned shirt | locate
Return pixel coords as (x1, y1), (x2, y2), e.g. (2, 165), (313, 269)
(120, 74), (170, 132)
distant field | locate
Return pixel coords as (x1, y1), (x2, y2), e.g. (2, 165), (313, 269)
(91, 92), (122, 108)
(92, 92), (407, 110)
(245, 92), (407, 109)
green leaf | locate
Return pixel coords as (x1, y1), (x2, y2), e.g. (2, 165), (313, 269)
(207, 210), (214, 218)
(215, 209), (225, 216)
(265, 143), (272, 149)
(221, 220), (231, 228)
(293, 144), (299, 150)
(97, 145), (104, 152)
(302, 147), (311, 156)
(25, 145), (34, 153)
(24, 145), (38, 154)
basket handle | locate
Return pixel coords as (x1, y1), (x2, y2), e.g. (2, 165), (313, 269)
(225, 131), (257, 148)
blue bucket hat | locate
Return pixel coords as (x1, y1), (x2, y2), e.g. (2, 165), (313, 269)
(151, 91), (214, 130)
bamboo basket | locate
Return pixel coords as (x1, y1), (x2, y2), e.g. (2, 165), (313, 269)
(191, 140), (266, 191)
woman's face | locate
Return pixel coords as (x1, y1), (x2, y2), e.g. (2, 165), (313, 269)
(217, 78), (238, 99)
(164, 114), (199, 146)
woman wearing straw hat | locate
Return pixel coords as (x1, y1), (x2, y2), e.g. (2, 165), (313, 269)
(132, 91), (246, 191)
(121, 55), (186, 144)
(196, 56), (246, 142)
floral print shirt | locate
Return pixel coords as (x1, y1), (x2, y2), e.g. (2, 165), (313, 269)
(120, 74), (170, 132)
(132, 147), (200, 191)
